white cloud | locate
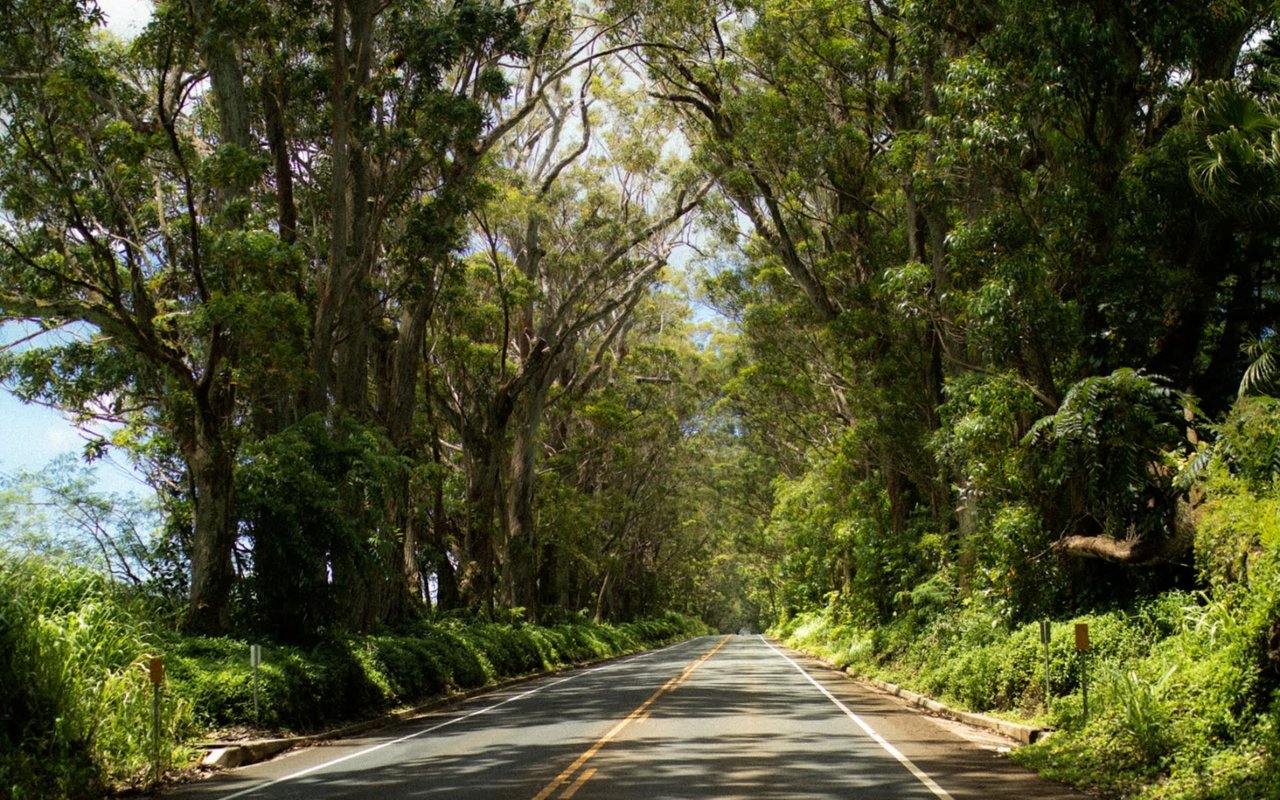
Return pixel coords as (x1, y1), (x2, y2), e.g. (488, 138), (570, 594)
(97, 0), (153, 37)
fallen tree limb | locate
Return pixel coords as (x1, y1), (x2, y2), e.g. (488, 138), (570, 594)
(1052, 499), (1197, 565)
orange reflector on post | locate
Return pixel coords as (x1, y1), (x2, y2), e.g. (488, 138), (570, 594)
(149, 656), (165, 685)
(1074, 623), (1090, 651)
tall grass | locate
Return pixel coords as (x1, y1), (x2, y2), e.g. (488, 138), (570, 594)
(1099, 666), (1176, 765)
(1, 557), (193, 799)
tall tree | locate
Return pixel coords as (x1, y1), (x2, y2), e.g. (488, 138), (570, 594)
(0, 0), (279, 631)
(429, 68), (709, 614)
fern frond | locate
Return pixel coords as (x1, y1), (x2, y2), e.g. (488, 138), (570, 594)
(1240, 339), (1277, 398)
(1022, 414), (1055, 446)
(1174, 445), (1215, 492)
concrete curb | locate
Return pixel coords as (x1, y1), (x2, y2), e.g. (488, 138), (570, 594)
(862, 678), (1048, 744)
(198, 674), (557, 768)
(201, 739), (295, 770)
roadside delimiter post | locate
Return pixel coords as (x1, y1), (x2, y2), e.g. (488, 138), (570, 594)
(250, 644), (262, 725)
(149, 656), (164, 784)
(1074, 622), (1090, 724)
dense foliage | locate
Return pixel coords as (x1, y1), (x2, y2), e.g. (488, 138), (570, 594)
(611, 0), (1280, 796)
(0, 0), (719, 636)
(3, 0), (1280, 798)
(0, 554), (704, 798)
(613, 0), (1280, 627)
(0, 558), (193, 798)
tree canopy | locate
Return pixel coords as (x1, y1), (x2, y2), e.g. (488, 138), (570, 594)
(1, 0), (1278, 645)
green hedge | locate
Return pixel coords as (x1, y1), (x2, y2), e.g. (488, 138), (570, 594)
(167, 611), (706, 733)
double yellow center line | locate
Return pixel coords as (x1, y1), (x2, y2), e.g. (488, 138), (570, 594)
(530, 635), (733, 800)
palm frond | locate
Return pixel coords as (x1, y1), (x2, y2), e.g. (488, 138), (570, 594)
(1239, 338), (1277, 398)
(1269, 433), (1280, 480)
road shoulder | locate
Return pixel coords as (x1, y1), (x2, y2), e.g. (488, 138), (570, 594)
(767, 639), (1088, 800)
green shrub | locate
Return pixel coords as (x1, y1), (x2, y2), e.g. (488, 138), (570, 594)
(168, 613), (706, 733)
(359, 636), (448, 702)
(425, 625), (494, 689)
(461, 624), (546, 677)
(167, 637), (394, 731)
(0, 558), (193, 798)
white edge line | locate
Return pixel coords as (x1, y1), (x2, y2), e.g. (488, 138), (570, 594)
(761, 636), (956, 800)
(216, 638), (701, 800)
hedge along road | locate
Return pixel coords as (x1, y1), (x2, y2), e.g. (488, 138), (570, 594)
(161, 635), (1085, 800)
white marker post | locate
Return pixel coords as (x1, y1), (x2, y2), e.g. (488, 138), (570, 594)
(250, 645), (262, 725)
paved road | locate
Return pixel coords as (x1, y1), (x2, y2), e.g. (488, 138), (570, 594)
(162, 635), (1084, 800)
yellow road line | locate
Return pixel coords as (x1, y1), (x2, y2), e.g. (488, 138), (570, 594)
(558, 767), (598, 799)
(530, 635), (731, 800)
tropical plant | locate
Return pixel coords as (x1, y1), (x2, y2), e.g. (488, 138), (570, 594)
(1023, 369), (1193, 565)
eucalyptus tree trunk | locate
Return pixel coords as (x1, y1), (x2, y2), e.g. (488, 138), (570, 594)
(503, 384), (551, 614)
(385, 295), (439, 612)
(177, 373), (239, 633)
(182, 436), (237, 633)
(312, 0), (379, 416)
(459, 424), (503, 616)
(178, 0), (251, 632)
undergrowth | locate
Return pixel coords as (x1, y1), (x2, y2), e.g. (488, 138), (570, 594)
(778, 589), (1280, 798)
(1, 554), (705, 800)
(777, 565), (1280, 797)
(169, 612), (704, 733)
(774, 401), (1280, 799)
(0, 558), (195, 799)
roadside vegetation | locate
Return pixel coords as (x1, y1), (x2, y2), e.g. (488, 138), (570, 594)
(0, 553), (704, 798)
(4, 1), (1280, 799)
(771, 398), (1280, 800)
(778, 579), (1280, 799)
(170, 612), (703, 734)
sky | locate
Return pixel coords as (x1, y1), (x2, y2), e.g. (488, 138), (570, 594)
(97, 0), (153, 36)
(0, 0), (154, 497)
(0, 326), (151, 496)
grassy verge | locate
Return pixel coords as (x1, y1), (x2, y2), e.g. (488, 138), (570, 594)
(1, 558), (195, 800)
(775, 583), (1280, 799)
(0, 556), (706, 799)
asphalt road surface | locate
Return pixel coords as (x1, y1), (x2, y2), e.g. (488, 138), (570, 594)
(162, 635), (1085, 800)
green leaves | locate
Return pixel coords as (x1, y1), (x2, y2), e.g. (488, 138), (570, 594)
(1188, 79), (1280, 214)
(1240, 338), (1278, 398)
(237, 415), (401, 639)
(1024, 369), (1189, 541)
